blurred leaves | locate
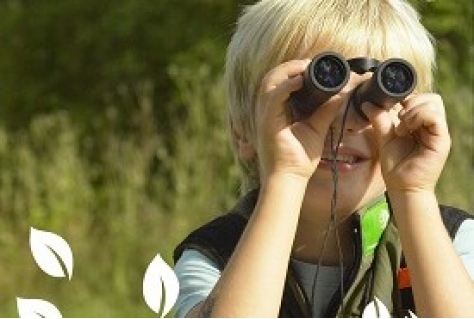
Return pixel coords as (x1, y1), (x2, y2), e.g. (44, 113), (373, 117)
(0, 0), (245, 128)
(413, 0), (473, 82)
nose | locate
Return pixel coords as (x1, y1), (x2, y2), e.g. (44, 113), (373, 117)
(330, 72), (372, 133)
(330, 99), (366, 134)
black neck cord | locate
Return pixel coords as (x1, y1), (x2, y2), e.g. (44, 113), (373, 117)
(310, 92), (354, 316)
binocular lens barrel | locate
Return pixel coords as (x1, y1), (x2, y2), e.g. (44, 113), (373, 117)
(380, 61), (415, 95)
(289, 52), (349, 116)
(354, 59), (416, 114)
(311, 55), (348, 89)
(290, 52), (417, 117)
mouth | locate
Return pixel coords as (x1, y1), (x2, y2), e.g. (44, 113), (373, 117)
(318, 147), (369, 172)
(320, 152), (360, 164)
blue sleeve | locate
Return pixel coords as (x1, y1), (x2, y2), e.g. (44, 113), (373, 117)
(453, 219), (474, 280)
(173, 249), (221, 317)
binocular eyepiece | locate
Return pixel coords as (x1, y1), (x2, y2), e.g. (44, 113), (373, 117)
(289, 52), (417, 119)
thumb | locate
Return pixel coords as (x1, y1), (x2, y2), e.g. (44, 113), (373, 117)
(361, 102), (395, 147)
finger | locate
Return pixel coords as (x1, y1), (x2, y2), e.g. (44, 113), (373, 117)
(361, 102), (396, 146)
(257, 59), (311, 121)
(260, 59), (311, 94)
(398, 102), (448, 137)
(394, 119), (411, 137)
(399, 93), (446, 119)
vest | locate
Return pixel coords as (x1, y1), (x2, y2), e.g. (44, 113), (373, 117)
(173, 189), (472, 317)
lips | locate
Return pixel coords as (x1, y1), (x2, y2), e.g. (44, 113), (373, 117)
(321, 152), (359, 164)
(319, 146), (369, 171)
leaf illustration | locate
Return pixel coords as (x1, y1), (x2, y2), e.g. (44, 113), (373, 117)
(143, 254), (180, 317)
(362, 297), (391, 318)
(408, 310), (417, 318)
(29, 227), (73, 280)
(17, 297), (62, 318)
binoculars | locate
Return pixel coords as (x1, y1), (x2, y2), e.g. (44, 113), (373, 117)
(289, 52), (417, 119)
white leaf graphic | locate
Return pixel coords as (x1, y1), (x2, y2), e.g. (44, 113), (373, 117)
(143, 254), (180, 317)
(408, 310), (417, 318)
(29, 227), (73, 280)
(17, 297), (63, 318)
(362, 297), (391, 318)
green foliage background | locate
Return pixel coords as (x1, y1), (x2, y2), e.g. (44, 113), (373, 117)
(0, 0), (472, 316)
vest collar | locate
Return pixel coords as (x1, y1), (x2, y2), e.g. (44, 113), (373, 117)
(236, 188), (390, 257)
(234, 189), (391, 317)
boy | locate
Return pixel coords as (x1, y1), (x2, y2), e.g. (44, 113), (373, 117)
(173, 0), (474, 317)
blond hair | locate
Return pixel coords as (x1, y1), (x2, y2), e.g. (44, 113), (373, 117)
(225, 0), (436, 192)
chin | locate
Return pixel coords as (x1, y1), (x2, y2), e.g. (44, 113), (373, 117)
(303, 169), (386, 215)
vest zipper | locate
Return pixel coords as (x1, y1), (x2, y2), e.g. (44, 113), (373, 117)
(324, 216), (363, 317)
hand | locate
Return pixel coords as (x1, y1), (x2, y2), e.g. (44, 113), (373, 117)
(255, 60), (344, 182)
(362, 93), (451, 193)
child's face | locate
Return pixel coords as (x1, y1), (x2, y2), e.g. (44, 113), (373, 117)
(300, 71), (394, 220)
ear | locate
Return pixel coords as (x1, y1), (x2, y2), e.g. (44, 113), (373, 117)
(230, 121), (256, 161)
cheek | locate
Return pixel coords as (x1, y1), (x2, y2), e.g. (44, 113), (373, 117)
(358, 158), (383, 189)
(370, 162), (384, 184)
(364, 127), (380, 159)
(366, 161), (386, 194)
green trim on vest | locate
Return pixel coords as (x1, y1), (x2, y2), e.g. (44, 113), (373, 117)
(360, 198), (390, 257)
